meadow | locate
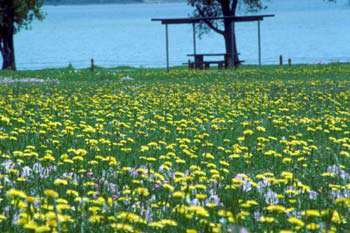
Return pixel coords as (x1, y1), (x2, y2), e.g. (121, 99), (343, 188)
(0, 65), (349, 233)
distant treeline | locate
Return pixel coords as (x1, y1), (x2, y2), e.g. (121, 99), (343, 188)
(45, 0), (144, 5)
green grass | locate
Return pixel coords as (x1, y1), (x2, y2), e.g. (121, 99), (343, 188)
(0, 64), (349, 233)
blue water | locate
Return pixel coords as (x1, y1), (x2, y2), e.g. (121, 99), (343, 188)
(14, 0), (350, 69)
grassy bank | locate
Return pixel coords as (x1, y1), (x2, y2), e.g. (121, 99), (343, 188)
(2, 63), (350, 82)
(0, 64), (349, 232)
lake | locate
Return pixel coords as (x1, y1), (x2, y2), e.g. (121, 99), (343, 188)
(15, 0), (350, 70)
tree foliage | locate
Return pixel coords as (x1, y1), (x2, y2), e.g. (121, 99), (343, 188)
(188, 0), (265, 37)
(187, 0), (336, 68)
(188, 0), (336, 37)
(0, 0), (45, 70)
(45, 0), (142, 4)
(0, 0), (45, 32)
(187, 0), (266, 67)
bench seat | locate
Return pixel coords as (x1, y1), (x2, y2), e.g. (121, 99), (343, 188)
(185, 59), (245, 69)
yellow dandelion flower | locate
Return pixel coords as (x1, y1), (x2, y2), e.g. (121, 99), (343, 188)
(306, 223), (320, 230)
(259, 216), (276, 223)
(288, 217), (304, 227)
(186, 229), (197, 233)
(6, 189), (27, 199)
(44, 189), (59, 199)
(54, 178), (68, 186)
(302, 209), (320, 217)
(172, 191), (185, 199)
(331, 210), (342, 224)
(0, 214), (6, 223)
(35, 225), (51, 233)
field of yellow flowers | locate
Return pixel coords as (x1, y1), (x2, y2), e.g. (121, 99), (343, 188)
(0, 65), (349, 233)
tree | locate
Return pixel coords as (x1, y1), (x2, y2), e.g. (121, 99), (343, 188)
(188, 0), (339, 68)
(0, 0), (45, 70)
(188, 0), (264, 68)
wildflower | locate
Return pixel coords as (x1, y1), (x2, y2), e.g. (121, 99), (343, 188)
(134, 187), (149, 197)
(259, 216), (275, 223)
(306, 223), (320, 230)
(308, 191), (318, 200)
(0, 214), (6, 223)
(266, 205), (287, 213)
(195, 193), (207, 200)
(111, 223), (134, 232)
(288, 217), (304, 227)
(163, 184), (174, 192)
(243, 129), (254, 136)
(44, 189), (59, 199)
(302, 209), (320, 217)
(89, 215), (103, 223)
(265, 190), (279, 204)
(339, 151), (349, 158)
(173, 191), (185, 199)
(24, 221), (38, 230)
(331, 210), (342, 224)
(256, 126), (266, 132)
(186, 229), (197, 233)
(6, 189), (27, 199)
(21, 166), (33, 178)
(35, 225), (51, 233)
(54, 178), (68, 186)
(188, 206), (209, 218)
(66, 189), (79, 197)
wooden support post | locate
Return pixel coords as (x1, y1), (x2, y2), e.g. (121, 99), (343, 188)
(279, 55), (283, 65)
(90, 58), (95, 72)
(165, 24), (170, 72)
(192, 23), (197, 56)
(288, 58), (292, 66)
(258, 20), (262, 66)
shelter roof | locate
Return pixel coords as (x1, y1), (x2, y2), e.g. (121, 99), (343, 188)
(151, 15), (274, 25)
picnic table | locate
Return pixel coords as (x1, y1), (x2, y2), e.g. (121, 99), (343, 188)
(187, 53), (228, 69)
(186, 53), (244, 69)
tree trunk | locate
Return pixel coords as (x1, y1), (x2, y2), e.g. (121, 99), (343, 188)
(224, 21), (239, 68)
(0, 25), (16, 71)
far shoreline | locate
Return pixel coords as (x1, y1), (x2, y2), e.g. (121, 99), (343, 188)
(45, 0), (184, 6)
